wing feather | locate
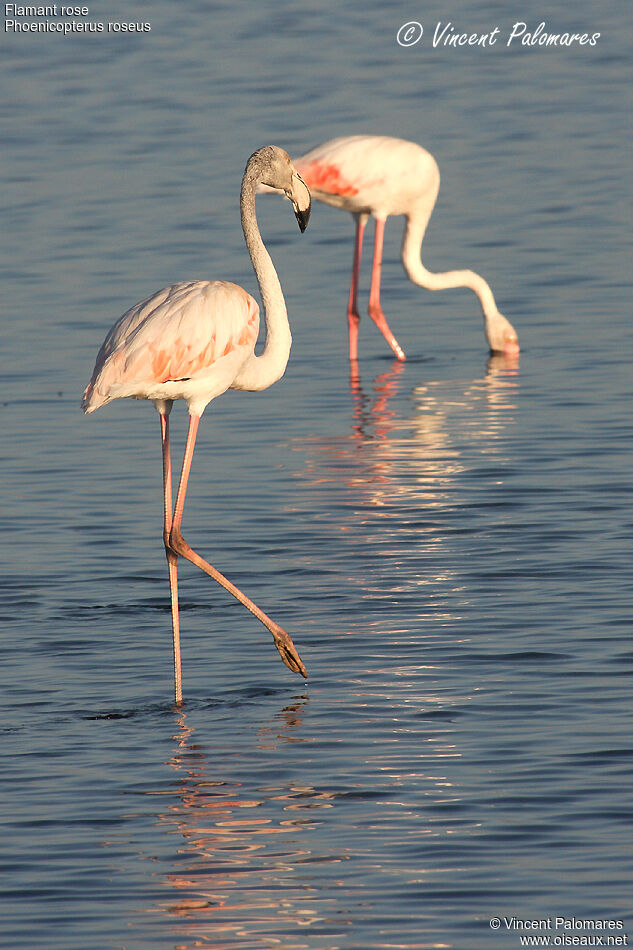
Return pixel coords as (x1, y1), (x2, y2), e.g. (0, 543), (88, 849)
(83, 280), (259, 411)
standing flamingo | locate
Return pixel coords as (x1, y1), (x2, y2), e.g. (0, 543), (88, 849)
(289, 135), (519, 361)
(82, 146), (311, 704)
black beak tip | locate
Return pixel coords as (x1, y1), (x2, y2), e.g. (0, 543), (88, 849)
(295, 204), (311, 233)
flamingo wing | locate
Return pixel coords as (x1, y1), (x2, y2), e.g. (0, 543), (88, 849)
(83, 280), (259, 411)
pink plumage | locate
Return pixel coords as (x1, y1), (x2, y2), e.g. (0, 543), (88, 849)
(83, 281), (259, 414)
(295, 135), (437, 218)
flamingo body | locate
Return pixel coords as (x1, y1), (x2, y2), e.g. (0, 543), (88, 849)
(83, 280), (260, 416)
(83, 146), (311, 703)
(292, 135), (519, 360)
(296, 135), (439, 219)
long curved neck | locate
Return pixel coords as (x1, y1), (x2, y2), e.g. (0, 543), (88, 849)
(234, 172), (292, 391)
(401, 215), (500, 320)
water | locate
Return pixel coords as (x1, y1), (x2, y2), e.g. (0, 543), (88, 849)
(2, 1), (632, 947)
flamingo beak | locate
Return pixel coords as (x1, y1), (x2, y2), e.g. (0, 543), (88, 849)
(294, 204), (311, 232)
(290, 172), (311, 232)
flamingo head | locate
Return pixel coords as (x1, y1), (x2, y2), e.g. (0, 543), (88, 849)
(486, 311), (520, 357)
(247, 146), (311, 232)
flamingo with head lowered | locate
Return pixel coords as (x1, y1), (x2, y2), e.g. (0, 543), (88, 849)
(83, 146), (311, 704)
(287, 135), (519, 362)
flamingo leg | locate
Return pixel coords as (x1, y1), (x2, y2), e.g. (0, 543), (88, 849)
(367, 219), (406, 362)
(168, 414), (308, 679)
(347, 215), (365, 362)
(160, 408), (183, 705)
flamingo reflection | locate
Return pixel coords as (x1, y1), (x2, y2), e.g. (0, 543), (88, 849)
(294, 352), (520, 514)
(153, 702), (344, 947)
(348, 358), (407, 442)
(284, 352), (520, 638)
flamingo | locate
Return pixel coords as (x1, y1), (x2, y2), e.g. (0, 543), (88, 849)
(290, 135), (519, 361)
(82, 146), (311, 704)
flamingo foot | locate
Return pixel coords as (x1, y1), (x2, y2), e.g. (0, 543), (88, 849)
(368, 303), (406, 362)
(269, 622), (308, 678)
(389, 338), (406, 362)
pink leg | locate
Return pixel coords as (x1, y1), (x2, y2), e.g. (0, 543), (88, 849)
(368, 219), (406, 361)
(347, 216), (365, 362)
(160, 410), (183, 705)
(168, 414), (308, 679)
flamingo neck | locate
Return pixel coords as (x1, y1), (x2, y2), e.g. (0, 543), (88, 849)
(401, 215), (500, 323)
(233, 173), (292, 392)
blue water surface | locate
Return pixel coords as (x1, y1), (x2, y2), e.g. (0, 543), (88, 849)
(1, 2), (632, 948)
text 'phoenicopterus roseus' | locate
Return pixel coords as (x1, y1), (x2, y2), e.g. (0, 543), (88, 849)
(83, 146), (311, 704)
(291, 135), (519, 361)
